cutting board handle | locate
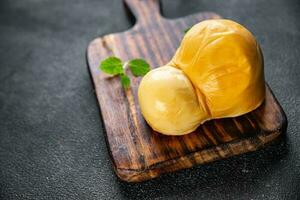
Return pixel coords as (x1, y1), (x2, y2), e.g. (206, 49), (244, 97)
(123, 0), (162, 25)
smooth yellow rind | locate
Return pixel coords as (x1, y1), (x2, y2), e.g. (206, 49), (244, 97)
(138, 66), (205, 135)
(138, 19), (265, 135)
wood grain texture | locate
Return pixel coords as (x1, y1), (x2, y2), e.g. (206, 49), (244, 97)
(86, 0), (287, 182)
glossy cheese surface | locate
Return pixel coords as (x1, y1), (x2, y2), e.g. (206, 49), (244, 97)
(138, 19), (265, 135)
(169, 19), (265, 118)
(138, 66), (205, 135)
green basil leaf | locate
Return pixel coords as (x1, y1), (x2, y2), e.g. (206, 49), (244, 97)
(99, 56), (123, 75)
(128, 59), (150, 77)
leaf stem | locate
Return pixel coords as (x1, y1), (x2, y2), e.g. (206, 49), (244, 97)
(122, 61), (128, 70)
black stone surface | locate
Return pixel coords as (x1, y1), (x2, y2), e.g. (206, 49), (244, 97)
(0, 0), (299, 199)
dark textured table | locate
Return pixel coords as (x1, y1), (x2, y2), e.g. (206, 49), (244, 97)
(0, 0), (299, 199)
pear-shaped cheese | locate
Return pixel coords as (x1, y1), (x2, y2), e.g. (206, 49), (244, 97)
(138, 66), (206, 135)
(138, 19), (265, 135)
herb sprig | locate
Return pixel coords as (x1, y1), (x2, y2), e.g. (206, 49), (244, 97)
(99, 56), (150, 88)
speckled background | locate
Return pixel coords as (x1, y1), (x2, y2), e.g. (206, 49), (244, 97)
(0, 0), (299, 199)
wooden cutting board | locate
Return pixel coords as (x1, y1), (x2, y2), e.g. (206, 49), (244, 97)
(86, 0), (287, 182)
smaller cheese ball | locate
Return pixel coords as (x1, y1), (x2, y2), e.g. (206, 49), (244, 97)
(138, 66), (206, 135)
